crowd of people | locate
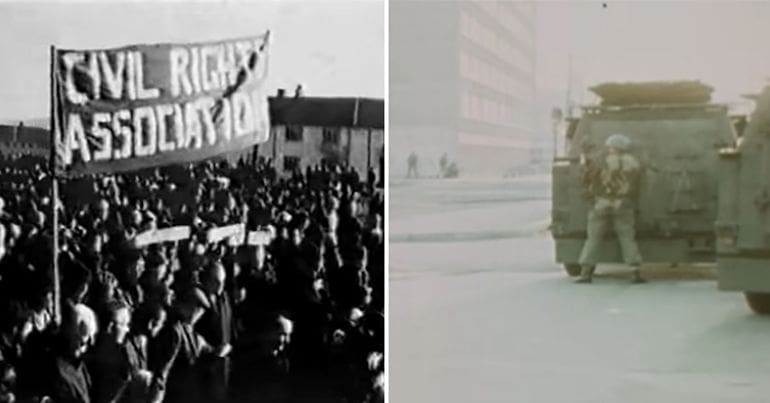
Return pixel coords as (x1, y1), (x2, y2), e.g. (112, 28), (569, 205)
(0, 156), (385, 403)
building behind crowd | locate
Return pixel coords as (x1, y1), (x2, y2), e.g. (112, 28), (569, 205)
(390, 0), (537, 177)
(258, 91), (385, 179)
(5, 94), (385, 179)
(0, 123), (48, 160)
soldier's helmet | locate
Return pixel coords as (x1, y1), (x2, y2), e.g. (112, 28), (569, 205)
(605, 134), (632, 152)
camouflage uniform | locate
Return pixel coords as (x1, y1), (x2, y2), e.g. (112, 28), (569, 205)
(576, 135), (644, 283)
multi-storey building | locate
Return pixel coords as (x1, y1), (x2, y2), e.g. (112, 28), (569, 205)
(390, 0), (536, 177)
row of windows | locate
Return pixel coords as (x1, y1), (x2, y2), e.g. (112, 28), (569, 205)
(459, 9), (535, 72)
(459, 51), (534, 100)
(284, 126), (341, 145)
(471, 1), (536, 34)
(457, 130), (532, 149)
(461, 92), (510, 126)
(460, 91), (534, 129)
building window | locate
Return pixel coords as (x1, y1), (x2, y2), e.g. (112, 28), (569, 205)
(469, 94), (481, 119)
(284, 156), (300, 171)
(322, 128), (340, 145)
(460, 92), (469, 119)
(459, 52), (469, 78)
(459, 12), (469, 36)
(286, 126), (303, 142)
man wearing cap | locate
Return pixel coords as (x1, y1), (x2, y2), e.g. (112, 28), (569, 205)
(575, 133), (645, 284)
(150, 287), (228, 403)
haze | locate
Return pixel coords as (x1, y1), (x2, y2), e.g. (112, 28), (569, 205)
(536, 1), (770, 108)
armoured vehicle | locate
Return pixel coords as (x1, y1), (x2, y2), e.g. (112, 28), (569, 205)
(716, 85), (770, 314)
(551, 81), (737, 276)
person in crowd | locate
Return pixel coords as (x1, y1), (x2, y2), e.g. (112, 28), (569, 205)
(0, 361), (16, 403)
(241, 314), (294, 403)
(123, 303), (166, 403)
(87, 301), (136, 403)
(38, 303), (98, 403)
(0, 158), (383, 403)
(195, 261), (234, 403)
(140, 250), (172, 309)
(151, 288), (227, 403)
(0, 302), (25, 368)
(116, 252), (145, 309)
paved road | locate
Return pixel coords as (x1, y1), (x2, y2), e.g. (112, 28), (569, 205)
(389, 177), (770, 403)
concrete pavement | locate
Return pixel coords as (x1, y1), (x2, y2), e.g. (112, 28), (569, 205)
(389, 176), (770, 403)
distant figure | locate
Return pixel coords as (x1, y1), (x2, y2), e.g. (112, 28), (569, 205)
(575, 134), (644, 284)
(438, 153), (448, 178)
(406, 152), (419, 179)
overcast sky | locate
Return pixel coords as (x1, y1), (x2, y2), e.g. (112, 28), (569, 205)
(0, 0), (384, 122)
(535, 1), (770, 109)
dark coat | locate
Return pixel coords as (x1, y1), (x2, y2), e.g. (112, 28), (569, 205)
(43, 355), (92, 403)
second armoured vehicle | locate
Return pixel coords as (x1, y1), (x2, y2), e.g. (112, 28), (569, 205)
(551, 81), (738, 276)
(716, 84), (770, 314)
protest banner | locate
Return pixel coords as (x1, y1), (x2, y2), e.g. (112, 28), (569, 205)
(52, 32), (271, 176)
(48, 32), (269, 323)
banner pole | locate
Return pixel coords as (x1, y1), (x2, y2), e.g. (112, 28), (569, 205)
(49, 45), (61, 325)
(349, 98), (359, 165)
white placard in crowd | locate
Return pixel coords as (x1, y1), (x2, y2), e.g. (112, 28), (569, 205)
(207, 223), (246, 246)
(134, 226), (190, 247)
(247, 229), (274, 246)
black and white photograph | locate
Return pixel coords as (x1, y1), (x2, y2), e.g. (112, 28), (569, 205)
(0, 1), (384, 403)
(389, 1), (770, 402)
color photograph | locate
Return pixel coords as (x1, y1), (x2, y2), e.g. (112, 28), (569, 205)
(389, 1), (770, 402)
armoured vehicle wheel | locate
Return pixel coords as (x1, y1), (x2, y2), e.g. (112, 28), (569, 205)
(744, 293), (770, 315)
(564, 264), (582, 277)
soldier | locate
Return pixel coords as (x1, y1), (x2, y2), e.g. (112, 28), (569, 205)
(406, 152), (418, 179)
(438, 153), (448, 178)
(575, 134), (645, 284)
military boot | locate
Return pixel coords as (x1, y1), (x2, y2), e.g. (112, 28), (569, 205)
(630, 265), (646, 284)
(574, 265), (594, 284)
